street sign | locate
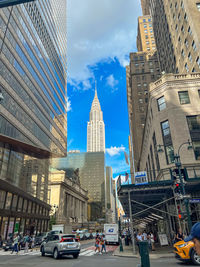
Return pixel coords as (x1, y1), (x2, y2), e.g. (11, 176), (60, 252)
(189, 199), (200, 203)
(0, 0), (34, 8)
(135, 171), (148, 185)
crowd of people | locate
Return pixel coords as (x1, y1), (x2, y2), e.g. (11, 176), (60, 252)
(0, 233), (35, 254)
(136, 230), (155, 251)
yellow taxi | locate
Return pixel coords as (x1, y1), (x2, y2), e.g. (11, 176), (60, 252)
(174, 240), (200, 265)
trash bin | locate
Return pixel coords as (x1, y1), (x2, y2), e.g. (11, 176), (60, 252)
(139, 241), (150, 267)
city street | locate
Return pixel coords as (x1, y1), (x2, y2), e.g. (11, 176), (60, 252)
(0, 242), (197, 267)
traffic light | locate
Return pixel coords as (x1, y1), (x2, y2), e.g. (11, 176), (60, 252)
(174, 180), (181, 194)
(171, 168), (187, 181)
(177, 205), (182, 219)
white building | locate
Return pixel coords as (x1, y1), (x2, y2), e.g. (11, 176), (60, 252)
(87, 89), (105, 152)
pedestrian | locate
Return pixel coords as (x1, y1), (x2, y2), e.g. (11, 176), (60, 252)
(147, 233), (152, 250)
(185, 222), (200, 255)
(11, 234), (18, 254)
(150, 232), (155, 251)
(142, 230), (147, 241)
(176, 229), (184, 243)
(95, 235), (101, 254)
(0, 235), (2, 248)
(101, 234), (106, 253)
(136, 231), (143, 255)
(31, 235), (35, 251)
(24, 234), (30, 253)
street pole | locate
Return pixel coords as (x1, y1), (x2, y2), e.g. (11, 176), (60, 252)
(175, 154), (192, 231)
(128, 191), (136, 254)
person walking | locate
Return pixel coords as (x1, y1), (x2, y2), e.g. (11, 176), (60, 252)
(95, 235), (101, 254)
(136, 231), (143, 255)
(11, 234), (18, 254)
(31, 235), (35, 251)
(24, 234), (30, 253)
(101, 234), (106, 253)
(142, 230), (147, 241)
(150, 232), (155, 251)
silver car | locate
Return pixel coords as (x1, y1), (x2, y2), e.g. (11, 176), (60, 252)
(40, 234), (81, 259)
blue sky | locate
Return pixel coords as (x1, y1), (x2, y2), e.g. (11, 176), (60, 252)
(67, 0), (142, 177)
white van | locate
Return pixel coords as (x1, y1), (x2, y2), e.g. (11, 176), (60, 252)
(104, 224), (119, 245)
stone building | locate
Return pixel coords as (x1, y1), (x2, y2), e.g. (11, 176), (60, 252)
(49, 169), (88, 233)
(51, 152), (106, 222)
(0, 0), (67, 239)
(126, 51), (161, 170)
(139, 73), (200, 180)
(142, 0), (200, 74)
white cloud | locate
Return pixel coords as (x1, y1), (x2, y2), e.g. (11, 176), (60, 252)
(67, 0), (141, 85)
(106, 74), (119, 91)
(67, 97), (72, 111)
(106, 145), (125, 156)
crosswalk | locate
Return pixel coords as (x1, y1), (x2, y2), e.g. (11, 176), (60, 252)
(0, 246), (118, 257)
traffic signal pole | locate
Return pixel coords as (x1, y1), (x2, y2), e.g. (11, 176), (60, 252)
(174, 154), (192, 231)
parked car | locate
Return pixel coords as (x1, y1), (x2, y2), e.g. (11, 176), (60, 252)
(174, 240), (200, 265)
(2, 239), (13, 251)
(40, 234), (81, 259)
(35, 232), (48, 246)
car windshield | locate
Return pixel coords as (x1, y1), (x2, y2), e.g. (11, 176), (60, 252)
(61, 236), (75, 242)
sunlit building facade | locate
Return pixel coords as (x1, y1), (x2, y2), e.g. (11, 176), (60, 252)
(0, 0), (67, 239)
(51, 152), (106, 221)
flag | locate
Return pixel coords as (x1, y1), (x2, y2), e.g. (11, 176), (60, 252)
(124, 151), (129, 165)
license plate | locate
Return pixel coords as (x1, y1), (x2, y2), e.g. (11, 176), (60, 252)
(68, 244), (76, 248)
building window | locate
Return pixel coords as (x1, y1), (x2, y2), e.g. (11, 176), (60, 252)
(187, 116), (200, 160)
(179, 91), (190, 104)
(157, 96), (166, 111)
(196, 3), (200, 11)
(148, 18), (151, 22)
(188, 26), (192, 35)
(197, 57), (200, 67)
(149, 23), (152, 27)
(145, 35), (148, 39)
(192, 68), (196, 73)
(192, 41), (197, 51)
(143, 19), (146, 22)
(144, 24), (147, 28)
(181, 25), (185, 33)
(175, 24), (178, 31)
(185, 63), (189, 72)
(181, 1), (184, 9)
(188, 53), (192, 62)
(193, 141), (200, 160)
(161, 120), (170, 136)
(181, 49), (185, 57)
(152, 132), (160, 171)
(184, 13), (188, 21)
(144, 30), (148, 33)
(198, 90), (200, 97)
(165, 146), (175, 164)
(184, 38), (188, 47)
(187, 115), (200, 131)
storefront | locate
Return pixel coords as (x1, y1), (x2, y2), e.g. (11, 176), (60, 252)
(0, 179), (50, 240)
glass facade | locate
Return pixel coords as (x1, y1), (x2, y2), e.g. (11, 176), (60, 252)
(51, 152), (105, 221)
(0, 0), (67, 239)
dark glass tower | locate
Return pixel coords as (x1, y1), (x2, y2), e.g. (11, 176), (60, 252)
(0, 0), (67, 238)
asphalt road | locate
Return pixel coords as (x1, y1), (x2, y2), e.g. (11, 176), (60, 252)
(0, 242), (197, 267)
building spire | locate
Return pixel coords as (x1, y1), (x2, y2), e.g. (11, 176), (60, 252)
(95, 80), (97, 97)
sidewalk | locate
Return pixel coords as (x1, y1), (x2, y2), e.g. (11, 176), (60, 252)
(113, 244), (174, 259)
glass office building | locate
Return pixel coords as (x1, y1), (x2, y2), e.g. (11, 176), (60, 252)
(52, 152), (106, 221)
(0, 0), (67, 238)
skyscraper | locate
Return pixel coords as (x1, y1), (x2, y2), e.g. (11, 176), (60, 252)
(0, 0), (67, 238)
(87, 88), (105, 152)
(142, 0), (200, 74)
(126, 15), (161, 170)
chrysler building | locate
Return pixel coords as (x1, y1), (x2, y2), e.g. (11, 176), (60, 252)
(87, 87), (105, 152)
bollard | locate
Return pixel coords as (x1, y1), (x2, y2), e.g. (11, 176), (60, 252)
(139, 241), (150, 267)
(119, 237), (123, 252)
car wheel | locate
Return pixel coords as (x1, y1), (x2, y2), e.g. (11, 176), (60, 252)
(73, 253), (79, 259)
(53, 248), (60, 259)
(191, 249), (200, 265)
(41, 246), (45, 256)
